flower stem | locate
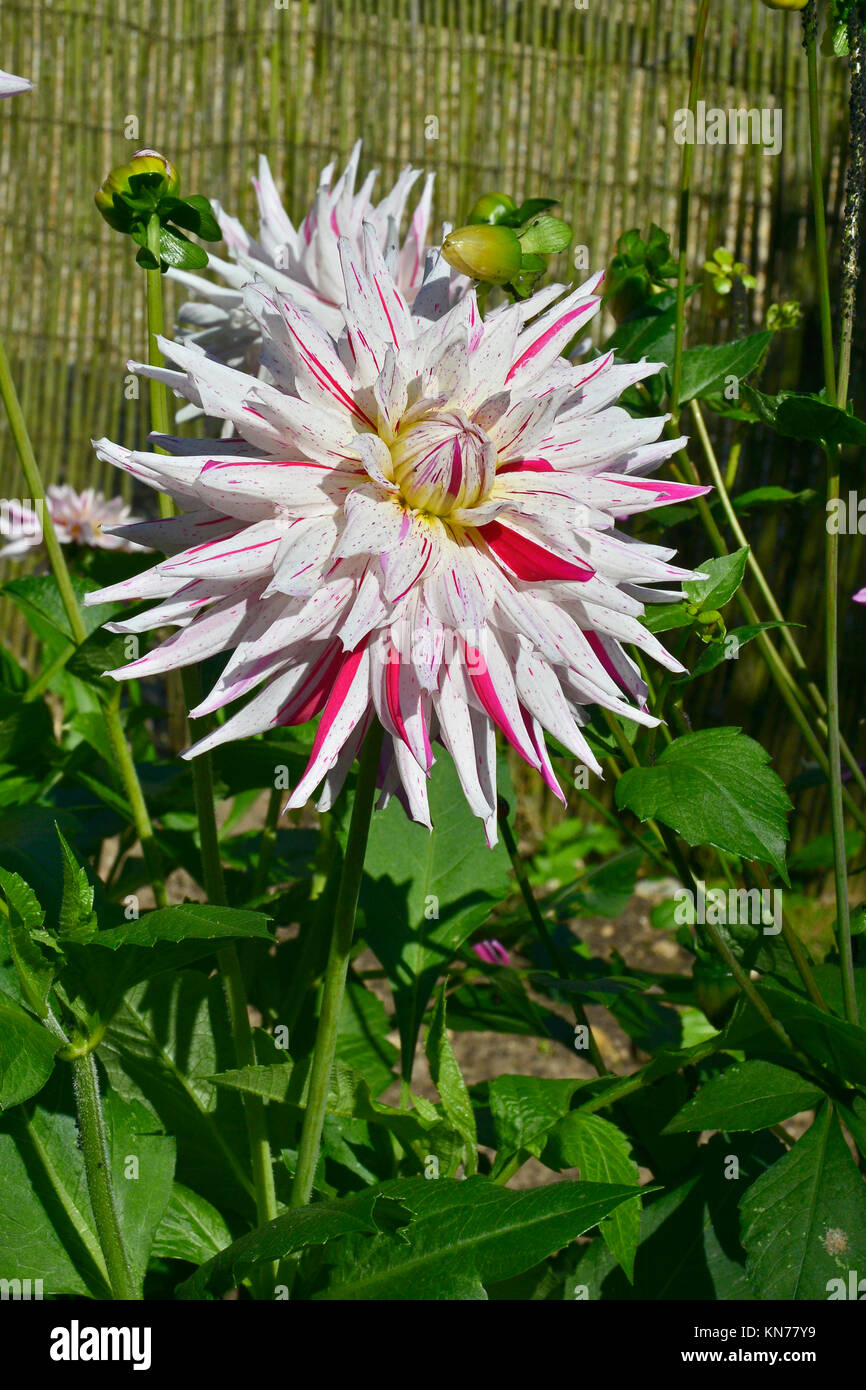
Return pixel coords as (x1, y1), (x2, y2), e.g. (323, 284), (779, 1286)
(671, 0), (712, 414)
(182, 664), (278, 1285)
(70, 1051), (138, 1300)
(0, 338), (168, 907)
(497, 800), (609, 1076)
(290, 722), (384, 1208)
(145, 215), (175, 519)
(804, 6), (837, 402)
(804, 7), (857, 1025)
(0, 338), (87, 646)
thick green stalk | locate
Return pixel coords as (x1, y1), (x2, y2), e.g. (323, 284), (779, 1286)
(291, 723), (384, 1208)
(671, 0), (712, 413)
(145, 215), (175, 518)
(71, 1052), (138, 1300)
(804, 9), (857, 1024)
(497, 802), (609, 1076)
(0, 338), (87, 645)
(183, 665), (278, 1283)
(804, 8), (837, 401)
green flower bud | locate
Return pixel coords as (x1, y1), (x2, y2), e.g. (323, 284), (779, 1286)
(466, 193), (517, 226)
(95, 149), (180, 229)
(442, 225), (523, 284)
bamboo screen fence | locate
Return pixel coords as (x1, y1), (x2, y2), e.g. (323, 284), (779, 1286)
(0, 0), (859, 826)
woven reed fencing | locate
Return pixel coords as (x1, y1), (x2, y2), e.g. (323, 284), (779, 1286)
(0, 0), (860, 834)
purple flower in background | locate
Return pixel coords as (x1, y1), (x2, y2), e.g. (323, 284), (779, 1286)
(473, 940), (510, 967)
(854, 588), (866, 604)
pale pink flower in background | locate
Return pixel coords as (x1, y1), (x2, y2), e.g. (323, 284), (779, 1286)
(87, 231), (706, 844)
(168, 142), (448, 403)
(854, 588), (866, 604)
(0, 485), (148, 558)
(472, 940), (510, 967)
(0, 69), (32, 98)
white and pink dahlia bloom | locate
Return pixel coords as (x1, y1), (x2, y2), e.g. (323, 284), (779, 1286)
(0, 485), (147, 559)
(87, 232), (706, 844)
(169, 142), (444, 391)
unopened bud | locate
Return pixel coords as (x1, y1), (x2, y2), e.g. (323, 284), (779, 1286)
(95, 149), (180, 229)
(442, 224), (522, 284)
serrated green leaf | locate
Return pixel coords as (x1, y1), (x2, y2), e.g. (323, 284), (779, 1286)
(677, 333), (771, 405)
(425, 985), (477, 1174)
(684, 548), (748, 611)
(0, 866), (54, 1017)
(309, 1175), (644, 1300)
(615, 728), (791, 879)
(0, 994), (60, 1108)
(56, 829), (97, 942)
(178, 1188), (411, 1299)
(741, 1105), (866, 1299)
(542, 1112), (641, 1281)
(665, 1060), (823, 1134)
(90, 903), (273, 950)
(489, 1074), (581, 1174)
(151, 1182), (233, 1265)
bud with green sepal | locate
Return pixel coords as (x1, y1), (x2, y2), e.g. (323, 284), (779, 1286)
(603, 225), (678, 323)
(95, 148), (221, 272)
(443, 191), (573, 301)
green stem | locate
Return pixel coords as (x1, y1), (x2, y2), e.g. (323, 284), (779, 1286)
(145, 214), (174, 518)
(181, 666), (278, 1280)
(290, 722), (384, 1208)
(803, 11), (856, 1024)
(0, 339), (86, 645)
(671, 0), (712, 414)
(70, 1052), (138, 1300)
(252, 785), (283, 899)
(0, 338), (168, 906)
(804, 7), (837, 402)
(497, 801), (609, 1076)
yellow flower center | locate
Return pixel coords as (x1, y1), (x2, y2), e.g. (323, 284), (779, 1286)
(389, 408), (495, 517)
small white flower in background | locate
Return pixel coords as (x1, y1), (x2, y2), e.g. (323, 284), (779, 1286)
(0, 69), (33, 98)
(88, 233), (706, 844)
(0, 485), (149, 558)
(168, 142), (453, 403)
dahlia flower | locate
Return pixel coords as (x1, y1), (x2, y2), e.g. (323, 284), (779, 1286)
(0, 485), (147, 558)
(87, 231), (706, 843)
(168, 142), (441, 393)
(0, 69), (32, 98)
